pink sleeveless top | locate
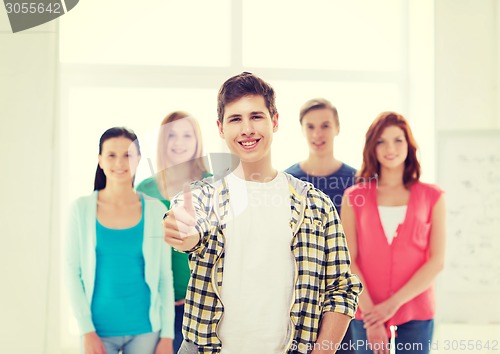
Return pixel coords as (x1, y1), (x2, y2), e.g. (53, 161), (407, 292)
(344, 181), (443, 327)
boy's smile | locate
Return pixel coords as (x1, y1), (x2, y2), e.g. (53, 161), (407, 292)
(239, 137), (260, 149)
(217, 95), (278, 168)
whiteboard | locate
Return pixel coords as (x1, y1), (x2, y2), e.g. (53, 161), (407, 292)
(436, 131), (500, 323)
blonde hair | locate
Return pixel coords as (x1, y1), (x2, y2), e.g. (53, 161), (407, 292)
(156, 111), (207, 197)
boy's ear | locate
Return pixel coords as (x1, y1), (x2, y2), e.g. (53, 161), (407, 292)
(272, 113), (279, 132)
(217, 119), (224, 138)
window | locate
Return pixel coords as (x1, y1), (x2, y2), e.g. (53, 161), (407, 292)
(242, 0), (403, 71)
(60, 0), (231, 66)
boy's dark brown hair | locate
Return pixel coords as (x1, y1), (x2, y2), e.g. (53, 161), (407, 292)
(217, 72), (277, 123)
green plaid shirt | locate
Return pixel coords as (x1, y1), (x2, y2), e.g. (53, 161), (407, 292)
(172, 173), (362, 354)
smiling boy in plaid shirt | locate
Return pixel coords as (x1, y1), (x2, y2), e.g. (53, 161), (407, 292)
(163, 72), (362, 354)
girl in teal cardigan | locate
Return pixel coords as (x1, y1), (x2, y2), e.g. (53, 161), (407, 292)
(65, 127), (174, 354)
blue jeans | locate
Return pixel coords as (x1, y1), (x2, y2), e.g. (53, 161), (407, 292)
(100, 331), (160, 354)
(174, 303), (185, 352)
(351, 320), (434, 354)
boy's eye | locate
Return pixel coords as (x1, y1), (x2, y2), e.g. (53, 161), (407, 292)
(229, 117), (240, 122)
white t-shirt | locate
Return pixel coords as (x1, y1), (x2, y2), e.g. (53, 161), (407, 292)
(378, 205), (407, 244)
(218, 172), (295, 354)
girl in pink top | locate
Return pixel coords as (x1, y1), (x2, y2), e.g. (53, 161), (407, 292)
(341, 112), (446, 354)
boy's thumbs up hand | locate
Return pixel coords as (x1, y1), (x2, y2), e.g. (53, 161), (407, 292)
(163, 184), (200, 251)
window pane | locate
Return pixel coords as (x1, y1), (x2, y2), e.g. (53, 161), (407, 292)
(60, 1), (231, 66)
(270, 80), (402, 170)
(243, 0), (403, 71)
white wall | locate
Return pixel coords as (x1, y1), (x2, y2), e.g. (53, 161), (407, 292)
(0, 10), (58, 354)
(436, 0), (500, 130)
(434, 0), (500, 323)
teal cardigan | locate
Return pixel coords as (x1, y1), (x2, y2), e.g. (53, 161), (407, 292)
(64, 191), (174, 338)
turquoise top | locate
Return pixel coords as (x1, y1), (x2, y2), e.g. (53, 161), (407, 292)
(91, 196), (153, 336)
(64, 192), (174, 338)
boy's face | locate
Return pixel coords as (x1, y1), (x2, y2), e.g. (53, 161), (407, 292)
(301, 108), (339, 157)
(217, 95), (278, 165)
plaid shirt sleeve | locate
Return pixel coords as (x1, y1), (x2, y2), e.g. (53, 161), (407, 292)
(321, 195), (363, 317)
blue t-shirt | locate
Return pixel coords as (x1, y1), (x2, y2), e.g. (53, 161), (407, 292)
(285, 162), (357, 214)
(91, 197), (152, 337)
